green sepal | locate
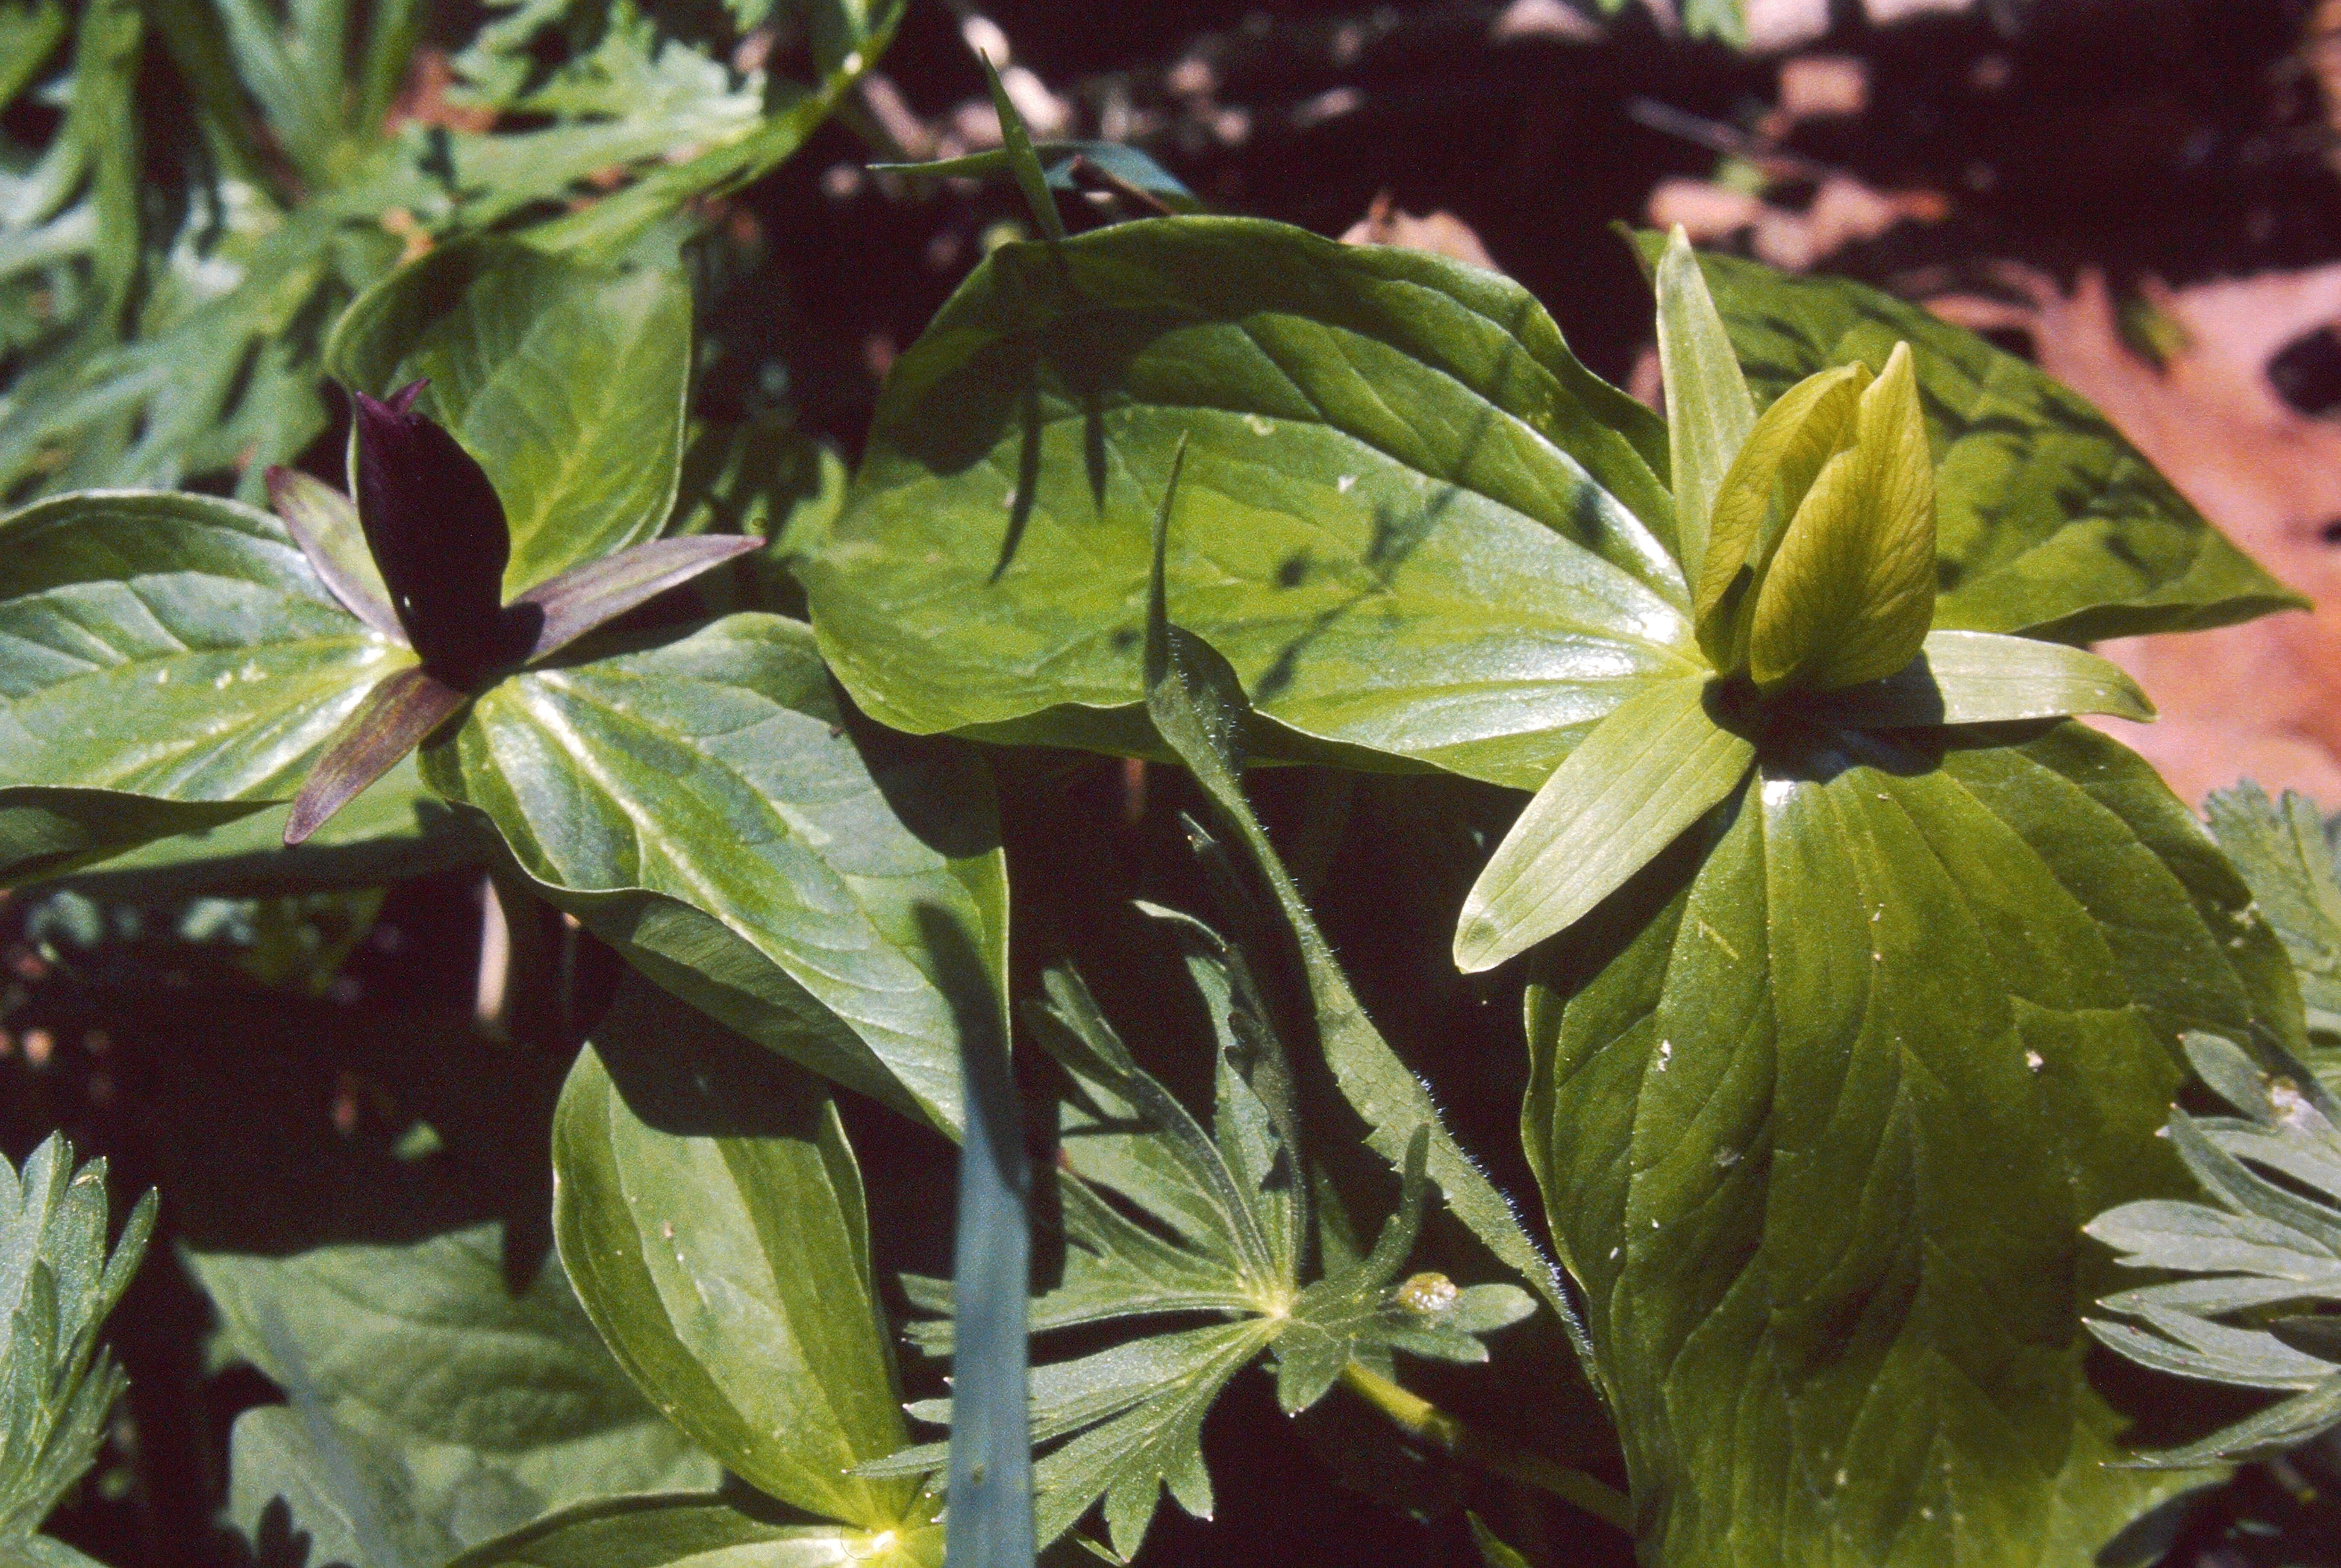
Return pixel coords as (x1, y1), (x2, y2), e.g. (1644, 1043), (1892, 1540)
(1655, 226), (1756, 585)
(1748, 341), (1936, 693)
(976, 51), (1065, 245)
(1793, 629), (2154, 729)
(1454, 679), (1755, 973)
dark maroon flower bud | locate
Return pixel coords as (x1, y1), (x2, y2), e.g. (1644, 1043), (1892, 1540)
(351, 380), (532, 687)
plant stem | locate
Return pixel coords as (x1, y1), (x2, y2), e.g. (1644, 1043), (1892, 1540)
(1338, 1361), (1632, 1533)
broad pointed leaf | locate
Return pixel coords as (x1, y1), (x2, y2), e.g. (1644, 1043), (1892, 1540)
(1454, 678), (1753, 972)
(1523, 720), (2302, 1567)
(0, 490), (406, 880)
(449, 1494), (942, 1568)
(1636, 235), (2301, 642)
(552, 980), (925, 1532)
(1798, 629), (2153, 729)
(1655, 225), (1755, 582)
(418, 613), (1002, 1130)
(192, 1223), (717, 1559)
(806, 215), (1697, 793)
(325, 241), (692, 596)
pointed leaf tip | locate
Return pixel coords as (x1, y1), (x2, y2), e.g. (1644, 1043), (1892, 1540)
(978, 49), (1066, 245)
(351, 379), (523, 687)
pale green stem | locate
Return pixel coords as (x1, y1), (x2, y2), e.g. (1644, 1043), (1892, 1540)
(1338, 1361), (1632, 1533)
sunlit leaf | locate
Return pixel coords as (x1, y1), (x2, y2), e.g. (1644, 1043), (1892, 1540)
(1525, 722), (2300, 1565)
(806, 215), (1691, 794)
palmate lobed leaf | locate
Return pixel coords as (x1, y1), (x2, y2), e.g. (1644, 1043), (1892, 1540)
(0, 1136), (153, 1547)
(2203, 783), (2341, 1043)
(2085, 1030), (2341, 1464)
(885, 945), (1534, 1558)
(1524, 721), (2303, 1567)
(1, 0), (896, 507)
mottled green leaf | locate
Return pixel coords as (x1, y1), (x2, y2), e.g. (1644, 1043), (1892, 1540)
(324, 241), (693, 596)
(419, 613), (1002, 1130)
(552, 982), (926, 1531)
(1524, 721), (2300, 1566)
(807, 215), (1693, 792)
(1637, 235), (2300, 642)
(0, 490), (406, 880)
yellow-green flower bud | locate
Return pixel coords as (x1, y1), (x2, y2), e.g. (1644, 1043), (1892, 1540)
(1692, 342), (1936, 694)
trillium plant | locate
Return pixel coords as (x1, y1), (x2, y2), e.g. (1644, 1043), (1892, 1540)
(1451, 232), (2156, 972)
(4, 91), (2339, 1568)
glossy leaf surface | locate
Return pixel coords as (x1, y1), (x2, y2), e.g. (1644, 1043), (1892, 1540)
(450, 1494), (942, 1568)
(1524, 721), (2301, 1566)
(192, 1223), (715, 1562)
(552, 982), (923, 1531)
(808, 215), (1695, 792)
(0, 490), (406, 879)
(421, 613), (1002, 1129)
(1638, 235), (2301, 643)
(325, 241), (693, 596)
